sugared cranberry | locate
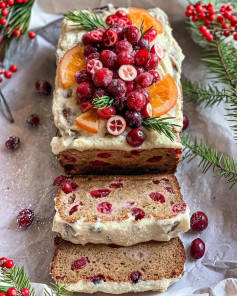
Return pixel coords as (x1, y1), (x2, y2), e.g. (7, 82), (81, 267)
(191, 211), (208, 231)
(127, 91), (146, 111)
(75, 70), (91, 84)
(118, 17), (132, 28)
(190, 238), (205, 259)
(86, 59), (103, 75)
(82, 33), (91, 45)
(149, 70), (160, 83)
(108, 79), (127, 97)
(90, 29), (103, 42)
(113, 96), (127, 114)
(71, 257), (88, 270)
(81, 100), (94, 113)
(103, 29), (118, 47)
(109, 24), (123, 37)
(136, 72), (153, 88)
(90, 189), (111, 198)
(5, 259), (14, 269)
(151, 43), (164, 60)
(97, 27), (106, 33)
(147, 155), (162, 163)
(134, 38), (150, 51)
(53, 175), (66, 186)
(76, 82), (94, 102)
(6, 288), (17, 296)
(141, 103), (152, 118)
(117, 51), (134, 65)
(138, 88), (150, 103)
(5, 136), (20, 150)
(125, 110), (143, 128)
(26, 114), (40, 127)
(130, 271), (142, 283)
(143, 28), (158, 42)
(114, 40), (133, 55)
(21, 289), (30, 296)
(107, 115), (126, 136)
(105, 14), (119, 26)
(87, 52), (100, 60)
(135, 49), (150, 66)
(122, 26), (141, 44)
(100, 50), (117, 69)
(126, 81), (135, 93)
(183, 114), (189, 131)
(134, 66), (145, 76)
(149, 192), (165, 203)
(90, 274), (105, 284)
(97, 202), (113, 214)
(17, 209), (34, 228)
(126, 129), (145, 147)
(0, 257), (7, 267)
(109, 182), (123, 188)
(118, 65), (137, 81)
(93, 68), (113, 87)
(131, 208), (145, 220)
(145, 53), (159, 70)
(97, 106), (116, 119)
(69, 205), (79, 216)
(116, 10), (127, 18)
(84, 44), (98, 57)
(93, 87), (108, 99)
(35, 80), (51, 96)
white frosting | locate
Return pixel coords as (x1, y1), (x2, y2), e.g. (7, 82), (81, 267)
(53, 207), (190, 246)
(51, 5), (185, 154)
(65, 276), (182, 294)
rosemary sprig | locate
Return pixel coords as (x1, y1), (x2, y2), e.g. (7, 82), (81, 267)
(0, 89), (14, 123)
(143, 117), (180, 142)
(182, 134), (237, 189)
(92, 96), (114, 109)
(140, 20), (153, 38)
(64, 10), (108, 31)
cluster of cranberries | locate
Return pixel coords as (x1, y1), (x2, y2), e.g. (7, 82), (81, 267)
(0, 258), (30, 296)
(186, 2), (237, 41)
(75, 10), (164, 147)
(0, 65), (17, 83)
(190, 211), (208, 259)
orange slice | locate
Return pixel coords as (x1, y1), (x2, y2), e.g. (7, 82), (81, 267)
(75, 109), (99, 134)
(59, 45), (86, 88)
(128, 7), (162, 34)
(148, 74), (178, 116)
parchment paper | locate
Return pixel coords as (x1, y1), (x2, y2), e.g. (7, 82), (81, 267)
(0, 0), (236, 295)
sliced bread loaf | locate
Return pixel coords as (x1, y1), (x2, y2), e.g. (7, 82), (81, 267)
(51, 237), (186, 294)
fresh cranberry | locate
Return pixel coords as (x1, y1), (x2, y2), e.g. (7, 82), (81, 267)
(122, 26), (141, 44)
(127, 91), (146, 111)
(149, 70), (160, 83)
(53, 175), (66, 186)
(126, 129), (145, 147)
(17, 209), (34, 228)
(86, 59), (103, 75)
(118, 17), (132, 28)
(117, 51), (134, 65)
(109, 24), (123, 37)
(97, 202), (113, 214)
(151, 43), (164, 60)
(145, 53), (159, 70)
(125, 110), (143, 128)
(76, 82), (94, 102)
(103, 29), (118, 47)
(130, 271), (142, 283)
(107, 115), (126, 136)
(141, 103), (152, 118)
(6, 288), (17, 296)
(190, 238), (205, 259)
(108, 79), (127, 97)
(138, 88), (150, 103)
(69, 205), (79, 216)
(5, 259), (14, 269)
(71, 257), (88, 270)
(131, 208), (145, 220)
(0, 257), (7, 267)
(97, 153), (112, 158)
(26, 114), (40, 127)
(116, 10), (127, 17)
(87, 52), (100, 60)
(118, 65), (137, 81)
(135, 49), (150, 66)
(90, 274), (106, 284)
(183, 114), (189, 131)
(134, 38), (150, 51)
(105, 14), (119, 26)
(172, 203), (187, 214)
(113, 96), (127, 114)
(165, 187), (174, 194)
(100, 50), (117, 69)
(97, 106), (116, 119)
(109, 182), (123, 188)
(191, 211), (208, 231)
(147, 155), (162, 163)
(84, 44), (98, 57)
(114, 40), (133, 54)
(74, 70), (91, 84)
(126, 81), (135, 93)
(93, 87), (108, 99)
(143, 28), (158, 42)
(136, 72), (153, 88)
(90, 189), (111, 198)
(81, 100), (94, 113)
(90, 29), (103, 42)
(82, 33), (91, 45)
(149, 192), (165, 203)
(10, 65), (18, 72)
(35, 80), (51, 96)
(5, 136), (20, 150)
(93, 68), (113, 87)
(21, 288), (30, 296)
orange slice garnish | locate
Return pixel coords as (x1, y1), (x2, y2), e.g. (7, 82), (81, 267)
(75, 109), (99, 133)
(59, 45), (86, 88)
(128, 7), (162, 34)
(148, 74), (178, 116)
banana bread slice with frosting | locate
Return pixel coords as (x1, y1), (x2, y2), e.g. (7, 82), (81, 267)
(53, 174), (190, 246)
(51, 236), (186, 294)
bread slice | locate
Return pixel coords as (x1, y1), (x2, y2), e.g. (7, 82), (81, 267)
(53, 174), (190, 246)
(51, 237), (186, 294)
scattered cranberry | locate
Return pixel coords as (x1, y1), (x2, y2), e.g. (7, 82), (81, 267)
(117, 51), (134, 65)
(127, 91), (146, 111)
(97, 202), (113, 214)
(10, 65), (18, 72)
(90, 189), (111, 198)
(107, 115), (126, 135)
(17, 209), (34, 228)
(98, 106), (116, 119)
(76, 82), (94, 102)
(116, 10), (127, 18)
(114, 40), (133, 54)
(190, 238), (205, 259)
(149, 192), (165, 203)
(131, 208), (145, 220)
(35, 80), (51, 96)
(21, 288), (30, 296)
(143, 28), (158, 42)
(53, 175), (66, 186)
(6, 288), (17, 296)
(86, 59), (103, 75)
(5, 259), (14, 269)
(141, 103), (152, 118)
(93, 68), (113, 87)
(4, 71), (12, 79)
(26, 114), (40, 127)
(100, 50), (117, 69)
(118, 65), (137, 81)
(105, 14), (119, 26)
(0, 257), (7, 267)
(183, 114), (189, 131)
(136, 72), (153, 88)
(124, 110), (143, 128)
(90, 274), (106, 284)
(108, 79), (127, 97)
(102, 28), (118, 47)
(71, 257), (88, 270)
(28, 31), (36, 39)
(122, 26), (141, 44)
(126, 128), (145, 147)
(190, 211), (208, 231)
(130, 271), (142, 283)
(5, 136), (20, 150)
(69, 205), (79, 216)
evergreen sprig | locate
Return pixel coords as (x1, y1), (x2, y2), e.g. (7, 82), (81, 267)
(92, 96), (114, 109)
(140, 20), (153, 38)
(44, 282), (70, 296)
(0, 89), (14, 123)
(182, 134), (237, 189)
(64, 10), (108, 31)
(143, 117), (180, 142)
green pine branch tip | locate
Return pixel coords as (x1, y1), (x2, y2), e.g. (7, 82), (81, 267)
(92, 96), (114, 109)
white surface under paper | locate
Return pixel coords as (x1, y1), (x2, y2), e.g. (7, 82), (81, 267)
(0, 0), (237, 295)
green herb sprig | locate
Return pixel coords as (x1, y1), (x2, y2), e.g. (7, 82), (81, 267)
(140, 20), (153, 38)
(92, 96), (114, 109)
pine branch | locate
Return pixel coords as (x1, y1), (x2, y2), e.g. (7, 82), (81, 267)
(182, 134), (237, 189)
(49, 282), (70, 296)
(92, 96), (114, 109)
(143, 117), (180, 142)
(64, 10), (108, 31)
